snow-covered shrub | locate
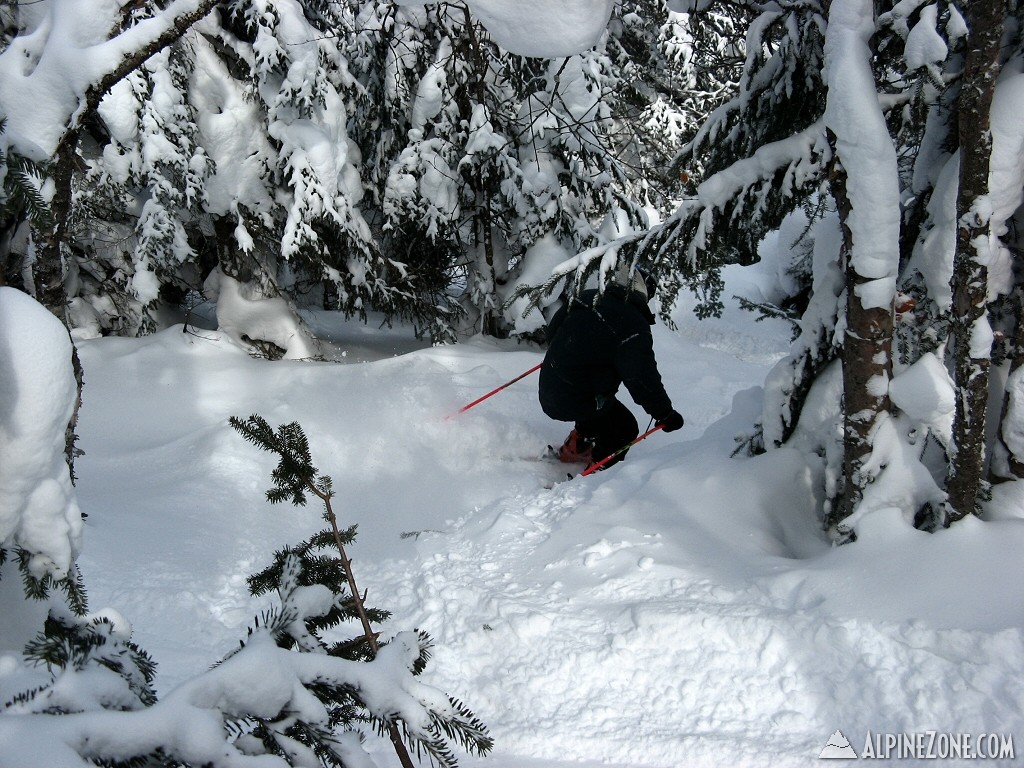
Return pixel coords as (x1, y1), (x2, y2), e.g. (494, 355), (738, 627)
(235, 548), (492, 768)
(230, 413), (494, 767)
(0, 410), (491, 768)
(7, 608), (157, 715)
(1, 552), (491, 767)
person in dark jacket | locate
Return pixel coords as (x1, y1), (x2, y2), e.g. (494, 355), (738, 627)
(539, 266), (684, 470)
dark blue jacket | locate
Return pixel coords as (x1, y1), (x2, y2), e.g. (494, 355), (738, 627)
(539, 285), (673, 422)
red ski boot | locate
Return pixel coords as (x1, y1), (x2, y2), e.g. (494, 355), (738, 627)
(556, 429), (594, 464)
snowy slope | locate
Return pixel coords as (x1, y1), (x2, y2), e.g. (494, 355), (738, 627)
(56, 266), (1024, 767)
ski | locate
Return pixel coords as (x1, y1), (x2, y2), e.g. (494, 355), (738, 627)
(513, 446), (578, 464)
(499, 447), (582, 489)
(542, 472), (576, 490)
(539, 445), (581, 489)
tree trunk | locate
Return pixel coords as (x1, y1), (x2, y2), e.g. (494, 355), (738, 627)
(1, 207), (27, 289)
(28, 130), (84, 476)
(825, 140), (894, 538)
(945, 0), (1003, 524)
(478, 193), (502, 337)
(992, 284), (1024, 482)
(817, 0), (902, 539)
(31, 129), (79, 323)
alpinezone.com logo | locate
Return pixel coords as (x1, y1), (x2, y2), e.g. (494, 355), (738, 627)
(820, 730), (1016, 761)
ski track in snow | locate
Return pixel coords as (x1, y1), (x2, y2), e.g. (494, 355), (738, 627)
(363, 454), (1024, 767)
(67, 307), (1024, 768)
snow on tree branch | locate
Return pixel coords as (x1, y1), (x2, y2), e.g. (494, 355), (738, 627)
(514, 116), (830, 314)
(822, 0), (899, 299)
(0, 0), (218, 160)
(395, 0), (616, 58)
(0, 626), (477, 767)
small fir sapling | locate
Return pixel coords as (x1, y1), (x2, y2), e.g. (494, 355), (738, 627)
(3, 544), (487, 767)
(230, 414), (493, 768)
(0, 416), (489, 768)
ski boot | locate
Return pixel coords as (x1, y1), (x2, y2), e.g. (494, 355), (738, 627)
(554, 429), (594, 464)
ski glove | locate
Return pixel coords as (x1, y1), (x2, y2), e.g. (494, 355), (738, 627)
(656, 410), (685, 433)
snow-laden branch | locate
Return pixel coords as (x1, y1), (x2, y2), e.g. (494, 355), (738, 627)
(395, 0), (616, 58)
(0, 0), (218, 160)
(822, 0), (899, 296)
(0, 630), (455, 767)
(681, 118), (827, 252)
(534, 115), (829, 290)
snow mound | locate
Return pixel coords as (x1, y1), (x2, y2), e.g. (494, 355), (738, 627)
(0, 288), (83, 579)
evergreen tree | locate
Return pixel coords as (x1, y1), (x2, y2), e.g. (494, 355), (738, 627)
(1, 413), (493, 768)
(4, 0), (663, 344)
(73, 0), (381, 347)
(675, 0), (1024, 538)
(4, 545), (491, 768)
(229, 413), (493, 767)
(354, 1), (646, 339)
(11, 609), (157, 714)
(0, 0), (222, 325)
(882, 0), (1024, 525)
(77, 29), (214, 335)
(604, 0), (745, 215)
(341, 1), (467, 340)
(823, 0), (902, 536)
(652, 0), (828, 317)
(35, 0), (453, 351)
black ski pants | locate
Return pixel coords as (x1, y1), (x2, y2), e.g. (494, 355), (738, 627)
(575, 397), (639, 469)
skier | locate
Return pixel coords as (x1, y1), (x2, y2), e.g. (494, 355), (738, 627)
(539, 265), (684, 470)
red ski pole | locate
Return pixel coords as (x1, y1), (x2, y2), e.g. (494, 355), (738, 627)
(580, 423), (665, 476)
(450, 362), (542, 417)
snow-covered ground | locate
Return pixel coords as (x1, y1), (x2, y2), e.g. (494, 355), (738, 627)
(6, 264), (1024, 767)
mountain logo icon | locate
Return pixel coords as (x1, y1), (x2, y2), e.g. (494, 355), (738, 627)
(819, 730), (858, 759)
